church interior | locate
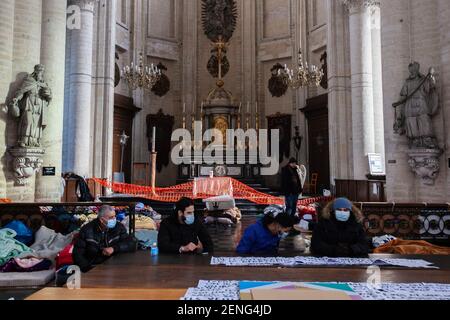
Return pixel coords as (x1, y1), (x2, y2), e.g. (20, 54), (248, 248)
(0, 0), (449, 303)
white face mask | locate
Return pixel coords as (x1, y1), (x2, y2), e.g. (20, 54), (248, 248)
(335, 210), (351, 222)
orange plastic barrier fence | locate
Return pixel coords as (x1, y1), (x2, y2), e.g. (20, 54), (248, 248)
(93, 178), (333, 207)
(0, 199), (12, 203)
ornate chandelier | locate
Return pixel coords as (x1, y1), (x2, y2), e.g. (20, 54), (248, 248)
(280, 51), (324, 89)
(121, 52), (161, 91)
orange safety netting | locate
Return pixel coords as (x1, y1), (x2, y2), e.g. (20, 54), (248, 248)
(0, 199), (12, 203)
(93, 177), (333, 207)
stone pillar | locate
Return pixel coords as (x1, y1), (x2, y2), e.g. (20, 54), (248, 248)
(438, 0), (450, 197)
(370, 3), (385, 157)
(34, 0), (67, 202)
(343, 0), (376, 179)
(327, 0), (353, 187)
(0, 0), (15, 198)
(91, 0), (116, 181)
(67, 0), (95, 178)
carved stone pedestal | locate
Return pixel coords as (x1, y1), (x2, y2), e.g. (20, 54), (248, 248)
(9, 147), (45, 185)
(407, 148), (443, 186)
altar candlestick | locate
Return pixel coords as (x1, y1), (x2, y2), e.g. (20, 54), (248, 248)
(152, 126), (156, 153)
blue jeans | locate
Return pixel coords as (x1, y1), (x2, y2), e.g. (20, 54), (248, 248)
(285, 194), (299, 216)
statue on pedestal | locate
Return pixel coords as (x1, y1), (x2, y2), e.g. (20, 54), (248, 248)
(9, 64), (52, 148)
(393, 62), (442, 185)
(7, 64), (51, 185)
(394, 62), (439, 149)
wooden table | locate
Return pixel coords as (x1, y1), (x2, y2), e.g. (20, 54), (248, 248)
(78, 252), (450, 290)
(26, 288), (186, 300)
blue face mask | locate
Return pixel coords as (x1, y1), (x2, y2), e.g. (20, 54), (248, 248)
(279, 231), (289, 240)
(107, 218), (117, 229)
(335, 210), (351, 222)
(184, 214), (195, 225)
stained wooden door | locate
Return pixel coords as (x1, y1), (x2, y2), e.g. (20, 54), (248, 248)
(302, 95), (330, 192)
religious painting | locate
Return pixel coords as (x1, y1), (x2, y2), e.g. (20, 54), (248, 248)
(146, 109), (175, 172)
(213, 115), (229, 145)
(151, 63), (171, 97)
(267, 113), (292, 162)
(268, 63), (288, 97)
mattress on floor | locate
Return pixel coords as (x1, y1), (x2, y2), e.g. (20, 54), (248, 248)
(0, 270), (55, 288)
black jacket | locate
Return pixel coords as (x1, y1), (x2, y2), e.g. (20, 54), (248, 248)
(311, 216), (369, 257)
(158, 215), (214, 254)
(281, 165), (303, 196)
(73, 219), (136, 272)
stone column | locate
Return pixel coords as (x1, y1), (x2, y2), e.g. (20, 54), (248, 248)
(438, 0), (450, 197)
(34, 0), (68, 202)
(67, 0), (95, 177)
(91, 0), (116, 181)
(0, 0), (15, 198)
(370, 3), (385, 157)
(327, 0), (353, 187)
(343, 0), (376, 179)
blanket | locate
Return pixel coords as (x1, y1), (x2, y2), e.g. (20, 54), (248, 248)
(0, 229), (32, 266)
(17, 226), (75, 262)
(374, 239), (450, 255)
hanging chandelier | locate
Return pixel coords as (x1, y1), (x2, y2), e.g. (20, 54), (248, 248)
(280, 51), (324, 89)
(121, 52), (161, 91)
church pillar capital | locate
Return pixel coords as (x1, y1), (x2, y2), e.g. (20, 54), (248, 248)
(69, 0), (97, 12)
(342, 0), (380, 14)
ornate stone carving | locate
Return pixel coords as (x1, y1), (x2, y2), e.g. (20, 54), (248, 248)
(201, 0), (238, 43)
(9, 64), (52, 148)
(9, 148), (45, 185)
(407, 149), (443, 186)
(7, 64), (50, 185)
(342, 0), (379, 13)
(392, 62), (443, 185)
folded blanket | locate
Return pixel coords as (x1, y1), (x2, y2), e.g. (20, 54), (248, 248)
(17, 226), (75, 262)
(374, 239), (450, 255)
(1, 258), (52, 273)
(0, 229), (32, 266)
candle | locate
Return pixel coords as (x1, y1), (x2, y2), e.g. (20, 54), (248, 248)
(152, 126), (156, 153)
(201, 102), (204, 114)
(247, 102), (250, 114)
(238, 102), (242, 113)
(183, 103), (186, 114)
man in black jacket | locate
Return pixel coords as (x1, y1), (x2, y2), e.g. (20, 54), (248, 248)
(281, 158), (303, 216)
(311, 198), (369, 257)
(158, 197), (214, 254)
(73, 205), (136, 272)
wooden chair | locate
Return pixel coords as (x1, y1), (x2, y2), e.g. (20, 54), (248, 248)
(304, 173), (319, 195)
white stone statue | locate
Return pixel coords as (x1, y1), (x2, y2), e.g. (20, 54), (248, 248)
(9, 64), (52, 148)
(393, 62), (439, 149)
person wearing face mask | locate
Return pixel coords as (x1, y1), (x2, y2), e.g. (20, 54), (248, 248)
(236, 205), (296, 255)
(73, 205), (137, 272)
(311, 198), (369, 257)
(158, 197), (214, 254)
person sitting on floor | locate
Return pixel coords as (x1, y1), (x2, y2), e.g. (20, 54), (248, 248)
(158, 197), (214, 254)
(73, 205), (137, 272)
(311, 197), (369, 257)
(236, 205), (296, 255)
